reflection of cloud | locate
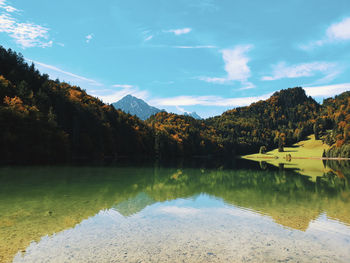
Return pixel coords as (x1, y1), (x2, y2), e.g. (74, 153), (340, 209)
(218, 207), (263, 219)
(308, 214), (350, 236)
(159, 206), (200, 217)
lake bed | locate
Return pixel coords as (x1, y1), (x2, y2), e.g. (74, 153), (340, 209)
(1, 160), (350, 262)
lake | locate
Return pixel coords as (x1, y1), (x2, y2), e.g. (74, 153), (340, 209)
(1, 159), (350, 263)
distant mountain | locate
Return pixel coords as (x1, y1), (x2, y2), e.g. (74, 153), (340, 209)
(112, 95), (162, 120)
(184, 111), (202, 119)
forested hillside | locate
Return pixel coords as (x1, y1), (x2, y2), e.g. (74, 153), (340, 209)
(0, 46), (349, 163)
(205, 88), (320, 155)
(0, 46), (155, 163)
(147, 112), (224, 157)
(318, 91), (350, 157)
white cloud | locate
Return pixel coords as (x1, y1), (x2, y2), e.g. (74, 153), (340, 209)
(199, 45), (255, 89)
(262, 61), (340, 82)
(326, 17), (350, 41)
(165, 27), (192, 35)
(12, 22), (51, 48)
(2, 5), (16, 12)
(0, 0), (18, 13)
(199, 76), (227, 84)
(150, 93), (271, 107)
(239, 82), (256, 90)
(0, 2), (52, 48)
(27, 59), (103, 87)
(222, 45), (253, 82)
(144, 35), (153, 41)
(304, 83), (350, 97)
(300, 17), (350, 50)
(0, 13), (14, 32)
(86, 33), (94, 43)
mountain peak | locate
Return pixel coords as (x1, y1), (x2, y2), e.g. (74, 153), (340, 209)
(184, 111), (202, 120)
(112, 95), (162, 120)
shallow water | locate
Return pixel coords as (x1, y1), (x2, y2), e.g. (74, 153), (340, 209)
(1, 160), (350, 262)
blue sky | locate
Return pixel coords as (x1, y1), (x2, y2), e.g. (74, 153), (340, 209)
(1, 0), (350, 118)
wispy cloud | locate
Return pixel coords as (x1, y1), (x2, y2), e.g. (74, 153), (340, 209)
(150, 93), (271, 107)
(26, 59), (148, 104)
(27, 59), (103, 87)
(239, 82), (256, 90)
(0, 0), (18, 13)
(141, 29), (154, 42)
(300, 17), (350, 50)
(175, 105), (186, 113)
(144, 35), (153, 41)
(262, 61), (341, 82)
(304, 83), (350, 97)
(0, 1), (52, 48)
(86, 33), (94, 43)
(165, 27), (192, 35)
(199, 44), (255, 90)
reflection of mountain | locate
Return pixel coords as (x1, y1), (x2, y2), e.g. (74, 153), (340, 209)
(0, 166), (155, 263)
(0, 162), (349, 262)
(112, 192), (155, 217)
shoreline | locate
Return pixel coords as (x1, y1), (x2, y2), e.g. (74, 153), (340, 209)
(242, 156), (350, 161)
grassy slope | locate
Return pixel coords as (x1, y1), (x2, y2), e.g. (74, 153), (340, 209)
(242, 135), (330, 181)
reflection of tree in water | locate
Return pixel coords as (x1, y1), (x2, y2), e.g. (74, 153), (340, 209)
(259, 161), (267, 170)
(0, 162), (349, 262)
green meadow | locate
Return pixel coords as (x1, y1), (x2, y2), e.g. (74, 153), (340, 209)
(242, 135), (331, 180)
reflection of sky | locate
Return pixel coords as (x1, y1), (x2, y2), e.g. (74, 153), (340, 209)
(13, 194), (350, 263)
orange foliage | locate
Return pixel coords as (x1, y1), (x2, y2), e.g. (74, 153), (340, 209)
(336, 139), (345, 148)
(68, 89), (82, 102)
(3, 96), (27, 113)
